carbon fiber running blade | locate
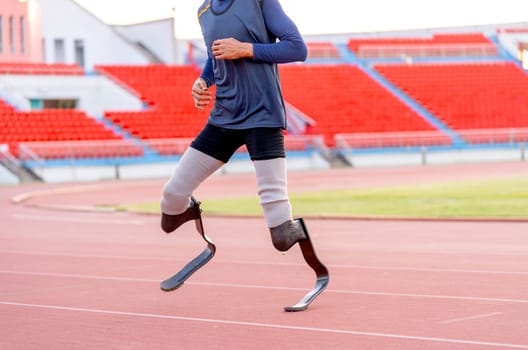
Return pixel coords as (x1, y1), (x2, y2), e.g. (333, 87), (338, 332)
(160, 245), (215, 291)
(284, 276), (329, 312)
(284, 218), (329, 312)
(160, 196), (216, 291)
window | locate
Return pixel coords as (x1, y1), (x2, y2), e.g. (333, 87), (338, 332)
(41, 37), (46, 61)
(520, 42), (528, 70)
(30, 99), (78, 110)
(9, 15), (15, 54)
(74, 39), (85, 68)
(0, 16), (3, 53)
(54, 38), (65, 63)
(29, 99), (43, 110)
(43, 99), (77, 109)
(20, 16), (25, 54)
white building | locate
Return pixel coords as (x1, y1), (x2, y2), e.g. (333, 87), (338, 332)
(39, 0), (182, 70)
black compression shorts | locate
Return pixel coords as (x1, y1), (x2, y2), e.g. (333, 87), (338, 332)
(190, 124), (285, 163)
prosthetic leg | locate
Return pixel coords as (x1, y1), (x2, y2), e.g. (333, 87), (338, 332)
(159, 148), (222, 291)
(253, 158), (328, 311)
(270, 218), (329, 312)
(161, 199), (201, 233)
(160, 197), (216, 291)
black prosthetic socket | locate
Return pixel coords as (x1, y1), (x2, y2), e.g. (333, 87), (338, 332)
(160, 196), (216, 292)
(269, 219), (308, 252)
(161, 198), (201, 233)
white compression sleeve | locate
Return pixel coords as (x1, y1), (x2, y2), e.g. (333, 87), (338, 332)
(161, 147), (223, 215)
(253, 158), (292, 228)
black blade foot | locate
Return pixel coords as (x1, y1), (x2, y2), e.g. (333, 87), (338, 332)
(284, 218), (329, 312)
(160, 197), (216, 291)
(160, 245), (215, 291)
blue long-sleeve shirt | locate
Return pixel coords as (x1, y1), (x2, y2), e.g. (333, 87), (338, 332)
(197, 0), (307, 129)
(200, 0), (307, 85)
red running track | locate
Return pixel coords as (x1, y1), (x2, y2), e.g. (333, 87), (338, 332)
(1, 162), (528, 349)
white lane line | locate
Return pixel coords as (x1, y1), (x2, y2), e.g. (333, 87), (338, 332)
(13, 213), (144, 225)
(0, 251), (172, 261)
(440, 312), (504, 325)
(326, 264), (528, 276)
(11, 182), (144, 204)
(1, 270), (528, 304)
(0, 301), (527, 349)
(0, 270), (158, 282)
(1, 251), (527, 276)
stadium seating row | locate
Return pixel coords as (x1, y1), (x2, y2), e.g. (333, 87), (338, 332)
(375, 62), (528, 130)
(0, 62), (84, 75)
(97, 65), (210, 140)
(306, 42), (341, 59)
(0, 107), (124, 157)
(278, 64), (438, 145)
(2, 31), (528, 161)
(348, 33), (498, 58)
(17, 140), (144, 160)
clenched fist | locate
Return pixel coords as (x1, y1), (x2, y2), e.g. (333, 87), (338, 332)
(192, 77), (212, 110)
(212, 38), (254, 60)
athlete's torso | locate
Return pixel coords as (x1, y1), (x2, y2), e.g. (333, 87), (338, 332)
(198, 0), (286, 129)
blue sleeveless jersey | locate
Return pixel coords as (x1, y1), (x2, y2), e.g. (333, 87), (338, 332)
(198, 0), (287, 130)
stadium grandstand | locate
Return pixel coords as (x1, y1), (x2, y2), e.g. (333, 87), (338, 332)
(1, 0), (528, 184)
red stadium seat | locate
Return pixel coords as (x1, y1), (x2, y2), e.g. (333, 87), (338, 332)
(96, 65), (210, 141)
(374, 62), (528, 137)
(278, 64), (440, 146)
(0, 101), (137, 158)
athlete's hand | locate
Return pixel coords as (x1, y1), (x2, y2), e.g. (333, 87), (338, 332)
(212, 38), (254, 60)
(192, 77), (212, 110)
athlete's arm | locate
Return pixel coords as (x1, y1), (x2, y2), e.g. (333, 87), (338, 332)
(199, 56), (215, 87)
(253, 0), (307, 63)
(211, 0), (307, 63)
(194, 57), (213, 109)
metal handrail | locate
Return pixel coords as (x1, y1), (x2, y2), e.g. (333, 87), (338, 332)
(357, 43), (498, 58)
(335, 128), (528, 149)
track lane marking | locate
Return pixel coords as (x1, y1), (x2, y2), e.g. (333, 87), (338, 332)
(440, 312), (504, 325)
(1, 270), (527, 304)
(13, 213), (144, 225)
(1, 251), (527, 275)
(1, 301), (527, 349)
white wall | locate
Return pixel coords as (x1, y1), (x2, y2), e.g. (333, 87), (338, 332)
(115, 19), (179, 64)
(498, 32), (528, 61)
(1, 74), (143, 117)
(0, 142), (20, 184)
(343, 147), (526, 168)
(0, 165), (20, 185)
(32, 151), (331, 183)
(39, 0), (152, 71)
(0, 77), (31, 110)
